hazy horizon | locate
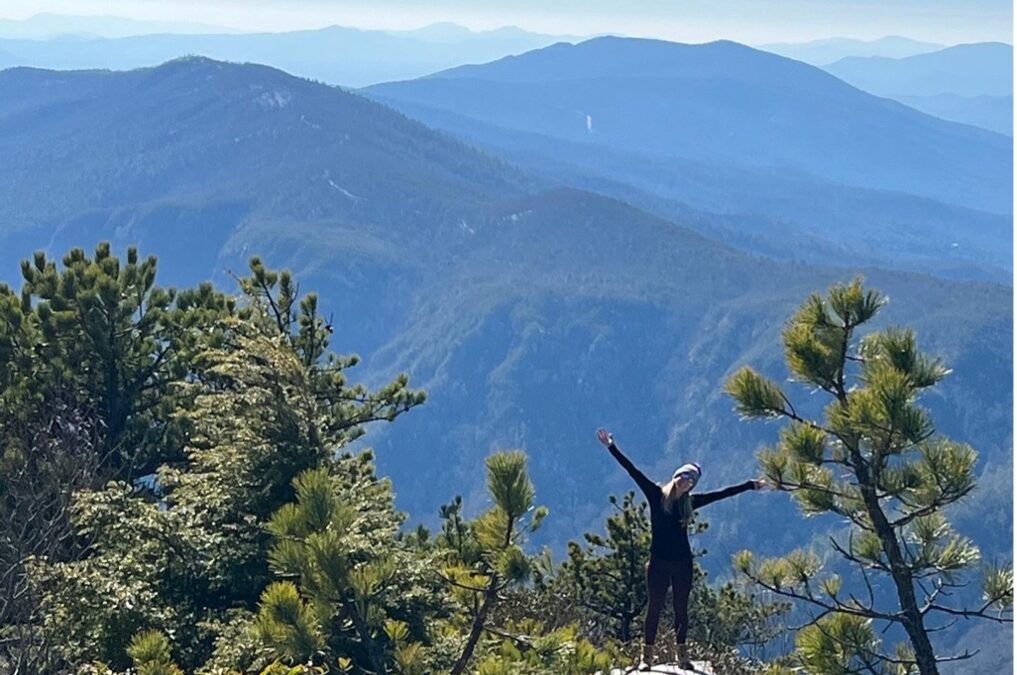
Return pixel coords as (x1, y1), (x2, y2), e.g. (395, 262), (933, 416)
(0, 2), (1011, 45)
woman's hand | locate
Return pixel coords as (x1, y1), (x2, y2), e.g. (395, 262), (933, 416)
(752, 478), (768, 490)
(596, 428), (614, 448)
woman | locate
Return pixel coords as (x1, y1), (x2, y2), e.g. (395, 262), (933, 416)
(595, 428), (765, 671)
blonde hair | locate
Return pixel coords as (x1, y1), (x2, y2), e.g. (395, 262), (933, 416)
(661, 479), (694, 525)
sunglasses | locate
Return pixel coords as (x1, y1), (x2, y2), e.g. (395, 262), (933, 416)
(674, 471), (698, 482)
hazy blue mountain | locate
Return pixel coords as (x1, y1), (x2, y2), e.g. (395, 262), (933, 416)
(0, 56), (538, 294)
(758, 35), (944, 64)
(367, 37), (1012, 214)
(0, 12), (231, 38)
(363, 91), (1012, 283)
(391, 21), (584, 45)
(896, 93), (1013, 135)
(0, 60), (1010, 669)
(824, 42), (1014, 98)
(0, 23), (581, 87)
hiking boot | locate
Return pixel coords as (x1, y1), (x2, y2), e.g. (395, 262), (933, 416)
(676, 643), (693, 670)
(638, 643), (654, 671)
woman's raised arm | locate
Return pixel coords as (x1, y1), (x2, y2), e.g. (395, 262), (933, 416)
(597, 428), (659, 499)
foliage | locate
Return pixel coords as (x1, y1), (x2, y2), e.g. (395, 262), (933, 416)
(0, 243), (807, 674)
(128, 630), (185, 675)
(726, 279), (1013, 674)
(438, 450), (552, 675)
(8, 246), (424, 671)
(253, 459), (446, 673)
(558, 491), (650, 643)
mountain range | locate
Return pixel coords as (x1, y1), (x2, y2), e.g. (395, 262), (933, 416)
(368, 38), (1011, 214)
(0, 54), (1011, 671)
(364, 37), (1012, 282)
(824, 42), (1013, 98)
(894, 92), (1012, 136)
(1, 16), (1010, 137)
(0, 22), (582, 87)
(820, 42), (1014, 135)
(0, 12), (232, 38)
(758, 35), (946, 64)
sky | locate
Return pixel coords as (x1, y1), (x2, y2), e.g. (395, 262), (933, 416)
(0, 0), (1013, 44)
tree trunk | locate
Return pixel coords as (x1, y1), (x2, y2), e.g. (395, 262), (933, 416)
(450, 575), (499, 675)
(855, 457), (939, 675)
(347, 599), (386, 674)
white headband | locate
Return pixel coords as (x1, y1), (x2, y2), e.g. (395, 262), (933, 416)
(672, 462), (702, 486)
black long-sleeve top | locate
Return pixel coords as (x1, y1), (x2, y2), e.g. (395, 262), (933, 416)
(608, 442), (755, 563)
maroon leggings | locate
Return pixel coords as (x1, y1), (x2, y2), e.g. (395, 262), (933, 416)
(644, 554), (694, 645)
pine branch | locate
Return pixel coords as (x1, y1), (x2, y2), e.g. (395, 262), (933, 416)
(890, 485), (976, 529)
(436, 571), (488, 594)
(924, 617), (959, 633)
(810, 614), (914, 672)
(742, 569), (901, 622)
(933, 649), (981, 663)
(777, 406), (840, 440)
(924, 601), (1013, 624)
(832, 318), (853, 404)
(483, 625), (533, 650)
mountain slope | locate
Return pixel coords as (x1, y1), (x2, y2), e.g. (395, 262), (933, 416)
(367, 37), (1012, 215)
(361, 92), (1013, 282)
(824, 42), (1013, 98)
(0, 57), (535, 239)
(896, 93), (1012, 136)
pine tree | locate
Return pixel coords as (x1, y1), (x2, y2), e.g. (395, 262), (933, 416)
(127, 630), (185, 675)
(24, 251), (425, 671)
(5, 243), (234, 476)
(559, 491), (650, 643)
(0, 243), (232, 671)
(726, 279), (1013, 674)
(441, 450), (549, 675)
(255, 460), (443, 674)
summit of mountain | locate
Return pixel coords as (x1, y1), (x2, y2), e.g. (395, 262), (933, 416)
(0, 56), (536, 246)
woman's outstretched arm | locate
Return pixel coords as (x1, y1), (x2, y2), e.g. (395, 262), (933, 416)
(691, 479), (764, 509)
(596, 428), (659, 500)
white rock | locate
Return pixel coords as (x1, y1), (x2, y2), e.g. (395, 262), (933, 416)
(604, 662), (715, 675)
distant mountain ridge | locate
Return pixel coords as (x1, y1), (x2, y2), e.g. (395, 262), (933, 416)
(364, 90), (1011, 282)
(758, 35), (946, 64)
(364, 35), (1012, 280)
(0, 12), (233, 38)
(0, 22), (583, 87)
(824, 42), (1014, 98)
(817, 42), (1014, 134)
(370, 37), (1011, 215)
(426, 36), (824, 82)
(0, 57), (533, 226)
